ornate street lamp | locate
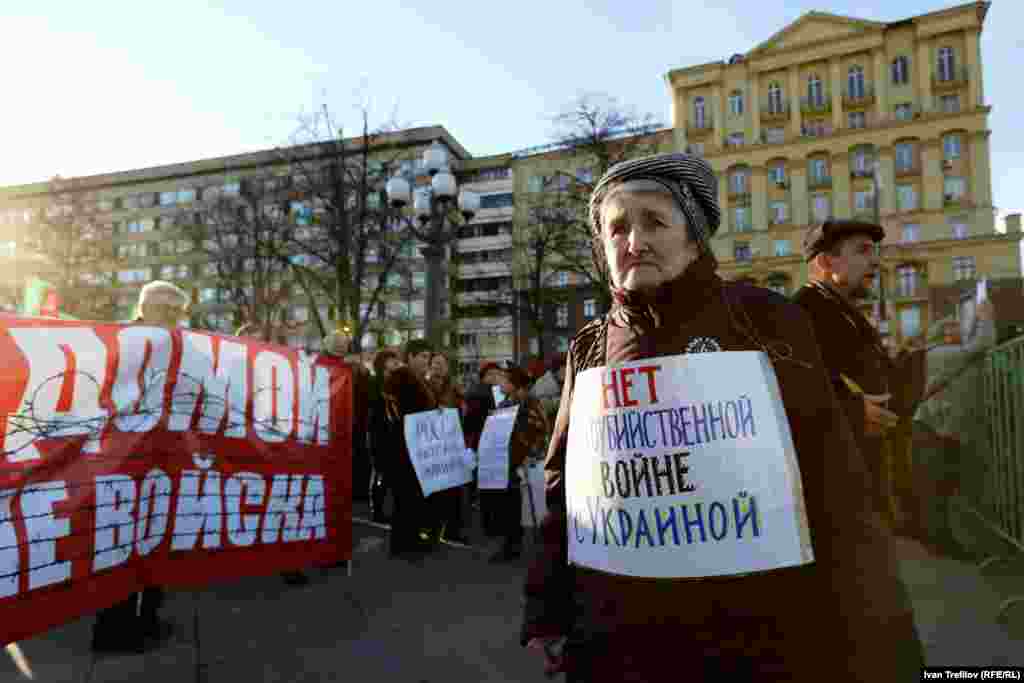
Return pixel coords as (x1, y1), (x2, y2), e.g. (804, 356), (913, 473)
(385, 141), (478, 347)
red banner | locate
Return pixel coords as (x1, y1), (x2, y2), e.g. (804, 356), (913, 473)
(0, 315), (353, 646)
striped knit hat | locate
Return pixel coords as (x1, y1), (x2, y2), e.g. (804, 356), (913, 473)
(589, 153), (721, 252)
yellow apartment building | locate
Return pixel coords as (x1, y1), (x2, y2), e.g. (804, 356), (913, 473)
(666, 0), (1021, 346)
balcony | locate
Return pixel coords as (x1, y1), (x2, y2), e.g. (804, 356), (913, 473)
(728, 190), (752, 205)
(932, 66), (969, 92)
(760, 103), (790, 123)
(850, 165), (876, 179)
(895, 163), (921, 178)
(800, 96), (831, 115)
(933, 94), (962, 114)
(686, 119), (714, 138)
(842, 84), (876, 109)
(808, 175), (833, 190)
(800, 123), (834, 139)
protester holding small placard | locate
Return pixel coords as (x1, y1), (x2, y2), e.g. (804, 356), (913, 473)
(485, 366), (550, 563)
(378, 340), (438, 562)
(520, 153), (922, 681)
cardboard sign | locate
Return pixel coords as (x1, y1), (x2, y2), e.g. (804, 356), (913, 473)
(565, 352), (813, 579)
(0, 315), (353, 646)
(403, 408), (471, 496)
(477, 406), (519, 490)
(520, 461), (547, 527)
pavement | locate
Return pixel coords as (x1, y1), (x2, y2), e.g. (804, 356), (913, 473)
(3, 503), (1022, 682)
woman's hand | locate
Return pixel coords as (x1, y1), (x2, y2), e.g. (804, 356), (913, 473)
(527, 636), (567, 678)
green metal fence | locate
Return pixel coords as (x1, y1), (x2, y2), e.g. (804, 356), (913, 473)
(951, 335), (1024, 549)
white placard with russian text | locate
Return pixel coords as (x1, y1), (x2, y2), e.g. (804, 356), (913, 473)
(404, 408), (471, 496)
(565, 351), (813, 578)
(477, 406), (519, 490)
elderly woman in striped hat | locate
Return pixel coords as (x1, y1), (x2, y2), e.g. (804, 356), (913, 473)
(520, 153), (922, 681)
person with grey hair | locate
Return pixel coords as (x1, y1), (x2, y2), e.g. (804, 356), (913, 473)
(91, 281), (188, 655)
(520, 153), (922, 681)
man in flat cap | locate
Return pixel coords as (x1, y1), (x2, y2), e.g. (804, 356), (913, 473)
(521, 156), (921, 681)
(793, 219), (905, 525)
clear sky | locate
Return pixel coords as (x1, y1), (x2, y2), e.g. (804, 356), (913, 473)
(0, 0), (1019, 220)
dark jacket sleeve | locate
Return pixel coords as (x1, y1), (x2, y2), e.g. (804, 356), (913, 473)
(792, 287), (867, 442)
(520, 351), (577, 645)
(761, 300), (923, 678)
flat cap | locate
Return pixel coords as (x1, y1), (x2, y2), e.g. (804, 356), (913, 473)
(803, 218), (885, 262)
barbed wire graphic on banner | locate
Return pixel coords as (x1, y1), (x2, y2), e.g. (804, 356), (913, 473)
(0, 365), (337, 591)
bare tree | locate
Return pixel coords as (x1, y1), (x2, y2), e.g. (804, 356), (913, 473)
(525, 93), (665, 308)
(269, 105), (417, 352)
(186, 105), (417, 350)
(184, 178), (299, 342)
(21, 176), (120, 319)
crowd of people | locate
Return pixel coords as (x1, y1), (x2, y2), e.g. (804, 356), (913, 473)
(358, 339), (562, 565)
(83, 148), (969, 680)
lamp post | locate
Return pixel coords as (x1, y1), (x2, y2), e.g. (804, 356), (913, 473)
(385, 141), (479, 348)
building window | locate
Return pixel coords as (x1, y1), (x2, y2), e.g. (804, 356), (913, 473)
(807, 74), (824, 106)
(555, 271), (569, 287)
(729, 170), (748, 194)
(847, 65), (865, 98)
(891, 56), (910, 85)
(729, 90), (744, 116)
(773, 240), (790, 257)
(895, 143), (915, 171)
(583, 298), (597, 318)
(693, 96), (706, 127)
(767, 82), (783, 113)
(556, 304), (569, 328)
(769, 201), (788, 224)
(118, 269), (148, 284)
(177, 189), (196, 204)
(764, 127), (785, 144)
(848, 111), (866, 129)
(952, 255), (976, 281)
(126, 219), (154, 234)
(733, 207), (751, 232)
(853, 148), (872, 173)
(557, 336), (569, 353)
(726, 132), (744, 147)
(529, 338), (539, 355)
(159, 191), (177, 207)
(734, 241), (752, 262)
(950, 219), (968, 240)
(223, 181), (241, 196)
(894, 103), (913, 121)
(768, 162), (786, 185)
(943, 134), (961, 159)
(937, 46), (956, 82)
(199, 288), (218, 304)
(576, 167), (593, 184)
(939, 94), (960, 113)
(809, 158), (828, 183)
(902, 224), (920, 243)
(854, 191), (873, 212)
(480, 193), (514, 209)
(900, 305), (922, 338)
(896, 185), (917, 211)
(944, 177), (966, 201)
(812, 195), (831, 221)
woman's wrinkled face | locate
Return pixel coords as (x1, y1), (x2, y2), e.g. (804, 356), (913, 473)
(430, 354), (449, 379)
(383, 357), (403, 379)
(600, 182), (699, 292)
